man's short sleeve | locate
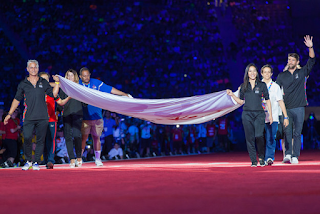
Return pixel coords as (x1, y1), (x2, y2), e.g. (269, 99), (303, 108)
(276, 73), (283, 87)
(43, 79), (54, 98)
(14, 82), (24, 101)
(98, 81), (112, 93)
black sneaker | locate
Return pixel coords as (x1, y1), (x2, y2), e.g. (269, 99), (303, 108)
(251, 162), (257, 167)
(259, 159), (265, 167)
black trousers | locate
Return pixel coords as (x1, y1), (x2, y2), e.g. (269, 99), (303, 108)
(242, 111), (265, 164)
(63, 114), (82, 159)
(23, 119), (48, 163)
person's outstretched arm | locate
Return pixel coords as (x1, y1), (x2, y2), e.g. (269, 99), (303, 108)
(304, 35), (315, 58)
(4, 99), (20, 125)
(111, 87), (130, 97)
(226, 89), (244, 105)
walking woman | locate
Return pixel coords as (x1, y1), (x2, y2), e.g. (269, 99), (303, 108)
(55, 69), (83, 167)
(227, 63), (273, 167)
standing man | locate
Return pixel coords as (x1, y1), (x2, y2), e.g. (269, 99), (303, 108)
(4, 60), (59, 170)
(276, 35), (316, 164)
(78, 67), (129, 166)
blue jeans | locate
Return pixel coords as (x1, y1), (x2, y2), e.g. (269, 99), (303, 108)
(44, 121), (57, 164)
(265, 122), (278, 161)
(284, 107), (305, 158)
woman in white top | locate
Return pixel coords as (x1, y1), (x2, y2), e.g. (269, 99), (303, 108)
(261, 65), (289, 165)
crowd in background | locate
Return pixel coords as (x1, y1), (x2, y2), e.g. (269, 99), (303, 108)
(231, 0), (320, 105)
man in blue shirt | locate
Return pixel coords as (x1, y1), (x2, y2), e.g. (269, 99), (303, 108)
(79, 67), (129, 166)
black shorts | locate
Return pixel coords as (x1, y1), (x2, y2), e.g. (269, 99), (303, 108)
(3, 139), (18, 159)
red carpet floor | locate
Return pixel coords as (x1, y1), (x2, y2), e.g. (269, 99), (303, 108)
(1, 150), (320, 214)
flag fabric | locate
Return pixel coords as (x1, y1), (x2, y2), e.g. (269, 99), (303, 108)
(58, 76), (241, 125)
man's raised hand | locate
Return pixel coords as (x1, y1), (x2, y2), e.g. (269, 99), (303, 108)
(304, 35), (313, 48)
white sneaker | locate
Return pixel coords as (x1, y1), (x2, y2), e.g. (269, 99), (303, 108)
(22, 161), (32, 170)
(291, 157), (299, 164)
(75, 159), (82, 167)
(70, 162), (75, 168)
(283, 155), (292, 164)
(266, 158), (274, 166)
(95, 159), (103, 167)
(32, 162), (40, 170)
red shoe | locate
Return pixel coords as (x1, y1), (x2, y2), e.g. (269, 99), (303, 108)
(46, 162), (54, 169)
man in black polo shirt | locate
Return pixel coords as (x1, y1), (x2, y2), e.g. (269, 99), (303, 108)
(276, 35), (316, 164)
(4, 60), (59, 170)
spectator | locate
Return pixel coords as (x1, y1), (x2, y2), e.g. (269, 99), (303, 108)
(107, 142), (123, 160)
(206, 120), (217, 153)
(1, 109), (20, 167)
(102, 111), (116, 156)
(140, 121), (152, 157)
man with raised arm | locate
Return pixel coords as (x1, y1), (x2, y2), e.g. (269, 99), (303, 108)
(276, 35), (316, 164)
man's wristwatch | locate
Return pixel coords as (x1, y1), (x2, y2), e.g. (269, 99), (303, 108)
(284, 117), (289, 120)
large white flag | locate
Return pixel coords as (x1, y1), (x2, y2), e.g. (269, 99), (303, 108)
(58, 76), (241, 125)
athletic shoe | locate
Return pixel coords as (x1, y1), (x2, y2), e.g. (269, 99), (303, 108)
(266, 158), (274, 166)
(282, 155), (292, 164)
(75, 159), (82, 167)
(259, 159), (265, 167)
(6, 160), (14, 167)
(46, 162), (54, 169)
(251, 162), (257, 167)
(22, 161), (32, 170)
(291, 157), (299, 164)
(32, 162), (40, 170)
(2, 162), (9, 168)
(70, 162), (75, 168)
(95, 159), (103, 167)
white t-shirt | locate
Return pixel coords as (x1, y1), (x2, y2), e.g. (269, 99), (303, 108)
(108, 148), (123, 159)
(264, 81), (283, 123)
(113, 127), (120, 138)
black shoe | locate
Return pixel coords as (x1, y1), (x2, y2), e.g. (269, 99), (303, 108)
(0, 162), (8, 168)
(251, 162), (257, 167)
(259, 159), (265, 167)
